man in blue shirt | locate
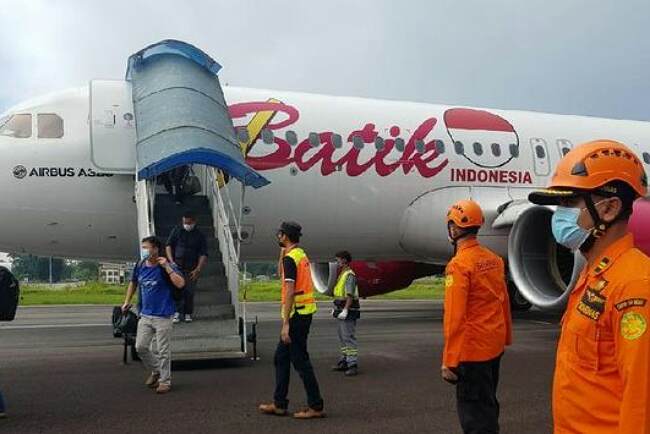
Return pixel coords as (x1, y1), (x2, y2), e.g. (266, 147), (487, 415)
(122, 236), (185, 394)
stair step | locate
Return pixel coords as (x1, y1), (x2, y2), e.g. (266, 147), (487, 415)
(194, 290), (232, 305)
(171, 317), (241, 356)
(196, 275), (227, 289)
(193, 304), (235, 319)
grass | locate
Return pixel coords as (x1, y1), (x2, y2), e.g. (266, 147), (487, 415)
(17, 278), (445, 306)
(20, 281), (127, 306)
(240, 277), (444, 302)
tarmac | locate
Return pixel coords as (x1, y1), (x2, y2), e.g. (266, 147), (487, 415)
(0, 301), (560, 434)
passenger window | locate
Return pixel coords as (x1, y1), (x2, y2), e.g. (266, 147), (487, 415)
(236, 128), (250, 143)
(332, 133), (343, 149)
(308, 132), (320, 147)
(37, 114), (64, 139)
(509, 143), (520, 158)
(285, 130), (298, 146)
(375, 137), (385, 150)
(644, 152), (650, 165)
(261, 128), (274, 144)
(435, 140), (445, 154)
(491, 143), (501, 157)
(352, 136), (364, 150)
(454, 141), (464, 155)
(535, 145), (546, 159)
(473, 142), (483, 156)
(0, 114), (32, 138)
(395, 138), (405, 152)
(416, 140), (425, 153)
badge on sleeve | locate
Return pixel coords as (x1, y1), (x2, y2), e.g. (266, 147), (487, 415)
(445, 275), (454, 288)
(621, 312), (648, 340)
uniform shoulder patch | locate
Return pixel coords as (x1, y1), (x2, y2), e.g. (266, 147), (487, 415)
(621, 312), (648, 340)
(445, 275), (454, 288)
(615, 298), (647, 311)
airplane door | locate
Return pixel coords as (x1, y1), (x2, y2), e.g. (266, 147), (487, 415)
(530, 138), (550, 176)
(90, 80), (137, 172)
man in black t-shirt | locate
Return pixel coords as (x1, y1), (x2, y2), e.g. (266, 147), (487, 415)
(166, 210), (208, 323)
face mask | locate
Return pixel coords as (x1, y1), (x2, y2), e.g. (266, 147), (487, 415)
(183, 224), (195, 231)
(141, 249), (151, 260)
(551, 207), (591, 251)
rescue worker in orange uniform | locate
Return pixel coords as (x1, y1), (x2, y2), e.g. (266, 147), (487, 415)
(528, 140), (650, 434)
(259, 221), (325, 419)
(442, 199), (512, 434)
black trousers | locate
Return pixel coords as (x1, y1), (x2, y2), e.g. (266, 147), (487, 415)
(456, 354), (502, 434)
(176, 275), (195, 316)
(273, 314), (323, 411)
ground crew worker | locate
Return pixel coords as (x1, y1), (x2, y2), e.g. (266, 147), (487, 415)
(259, 221), (325, 419)
(528, 139), (650, 434)
(331, 250), (360, 376)
(442, 199), (512, 434)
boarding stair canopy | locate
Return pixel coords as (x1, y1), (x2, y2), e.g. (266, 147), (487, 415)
(126, 39), (269, 188)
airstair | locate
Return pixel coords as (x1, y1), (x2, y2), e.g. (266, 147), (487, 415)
(129, 40), (268, 360)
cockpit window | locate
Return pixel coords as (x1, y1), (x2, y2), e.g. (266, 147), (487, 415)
(37, 113), (64, 138)
(0, 114), (32, 138)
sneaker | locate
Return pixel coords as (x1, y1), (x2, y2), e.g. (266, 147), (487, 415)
(173, 313), (181, 324)
(293, 408), (325, 419)
(258, 403), (287, 416)
(155, 383), (171, 394)
(344, 365), (358, 377)
(184, 314), (193, 323)
(145, 372), (160, 388)
(331, 361), (348, 372)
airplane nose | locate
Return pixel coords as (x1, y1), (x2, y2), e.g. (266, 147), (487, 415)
(629, 198), (650, 256)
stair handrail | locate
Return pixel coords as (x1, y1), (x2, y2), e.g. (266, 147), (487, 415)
(207, 168), (244, 329)
(135, 178), (156, 241)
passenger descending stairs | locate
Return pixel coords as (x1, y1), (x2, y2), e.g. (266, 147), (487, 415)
(154, 194), (243, 360)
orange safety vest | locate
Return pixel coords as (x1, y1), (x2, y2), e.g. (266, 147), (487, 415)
(553, 233), (650, 434)
(281, 247), (317, 319)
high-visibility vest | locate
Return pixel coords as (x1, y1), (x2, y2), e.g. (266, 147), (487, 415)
(333, 268), (360, 311)
(334, 268), (357, 299)
(281, 247), (317, 319)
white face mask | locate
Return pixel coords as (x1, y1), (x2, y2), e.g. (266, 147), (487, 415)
(183, 224), (195, 232)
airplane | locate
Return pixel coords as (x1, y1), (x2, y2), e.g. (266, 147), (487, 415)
(1, 39), (650, 314)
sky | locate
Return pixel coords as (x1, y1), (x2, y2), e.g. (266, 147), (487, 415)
(1, 0), (650, 120)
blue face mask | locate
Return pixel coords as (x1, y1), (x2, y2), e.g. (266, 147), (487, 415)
(140, 249), (151, 260)
(551, 206), (591, 251)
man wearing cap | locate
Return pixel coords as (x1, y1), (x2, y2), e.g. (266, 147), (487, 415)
(528, 140), (650, 433)
(442, 199), (512, 434)
(259, 222), (324, 419)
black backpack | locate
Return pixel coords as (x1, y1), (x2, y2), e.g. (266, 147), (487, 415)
(0, 266), (20, 322)
(112, 306), (139, 338)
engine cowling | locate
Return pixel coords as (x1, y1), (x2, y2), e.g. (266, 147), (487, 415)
(311, 260), (442, 297)
(508, 198), (650, 310)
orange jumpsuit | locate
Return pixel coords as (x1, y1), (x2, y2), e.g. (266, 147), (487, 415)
(554, 233), (650, 433)
(443, 238), (513, 367)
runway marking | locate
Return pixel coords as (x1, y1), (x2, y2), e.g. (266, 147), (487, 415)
(0, 323), (108, 330)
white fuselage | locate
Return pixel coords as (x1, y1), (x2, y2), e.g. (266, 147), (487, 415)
(1, 84), (650, 263)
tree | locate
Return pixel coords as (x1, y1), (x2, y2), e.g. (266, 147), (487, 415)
(9, 254), (69, 282)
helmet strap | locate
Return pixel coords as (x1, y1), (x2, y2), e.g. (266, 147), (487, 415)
(583, 193), (609, 239)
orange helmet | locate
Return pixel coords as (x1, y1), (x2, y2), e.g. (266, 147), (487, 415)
(447, 200), (485, 228)
(529, 140), (648, 205)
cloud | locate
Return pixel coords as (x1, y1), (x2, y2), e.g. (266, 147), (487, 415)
(1, 0), (650, 120)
